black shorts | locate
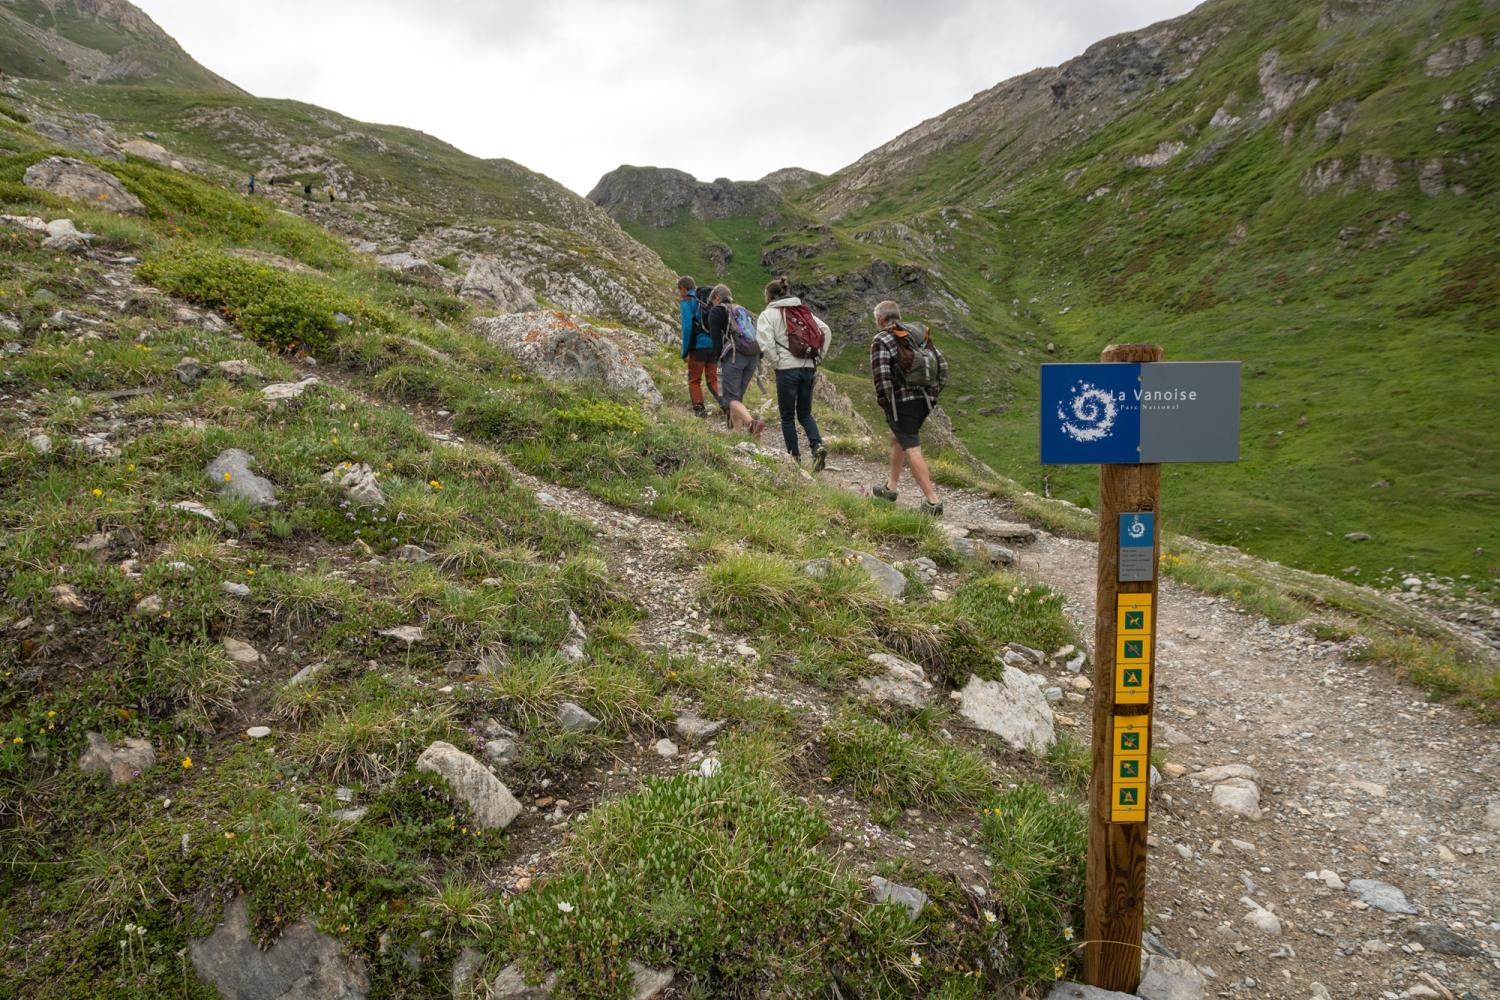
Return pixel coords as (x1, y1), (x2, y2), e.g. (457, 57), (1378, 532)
(885, 397), (931, 449)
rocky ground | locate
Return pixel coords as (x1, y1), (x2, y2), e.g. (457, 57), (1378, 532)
(830, 457), (1500, 1000)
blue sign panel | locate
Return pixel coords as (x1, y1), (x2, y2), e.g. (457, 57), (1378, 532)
(1040, 362), (1240, 465)
(1119, 512), (1154, 549)
(1039, 363), (1143, 465)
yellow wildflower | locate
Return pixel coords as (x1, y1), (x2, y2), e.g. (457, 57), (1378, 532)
(91, 488), (103, 497)
(223, 472), (232, 482)
(181, 756), (192, 769)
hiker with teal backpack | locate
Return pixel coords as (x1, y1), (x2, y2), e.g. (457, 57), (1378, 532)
(869, 299), (947, 516)
(677, 276), (723, 417)
(707, 284), (766, 440)
(756, 277), (830, 470)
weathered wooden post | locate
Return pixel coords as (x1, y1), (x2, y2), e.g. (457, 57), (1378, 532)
(1082, 343), (1163, 991)
(1039, 345), (1239, 992)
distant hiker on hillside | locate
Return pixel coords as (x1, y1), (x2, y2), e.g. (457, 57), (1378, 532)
(868, 299), (947, 516)
(303, 182), (313, 200)
(327, 186), (337, 203)
(677, 275), (721, 418)
(707, 284), (765, 440)
(756, 277), (829, 470)
(247, 174), (256, 195)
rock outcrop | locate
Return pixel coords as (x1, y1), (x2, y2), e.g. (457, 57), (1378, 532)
(22, 157), (145, 215)
(190, 896), (369, 1000)
(471, 312), (663, 405)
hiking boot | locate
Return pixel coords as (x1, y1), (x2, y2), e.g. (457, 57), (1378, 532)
(811, 445), (828, 473)
(750, 418), (765, 442)
(872, 484), (898, 503)
(919, 499), (944, 517)
(692, 403), (707, 418)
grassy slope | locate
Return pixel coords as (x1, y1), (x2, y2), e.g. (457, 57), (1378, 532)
(0, 118), (1095, 997)
(619, 0), (1500, 595)
(618, 207), (775, 301)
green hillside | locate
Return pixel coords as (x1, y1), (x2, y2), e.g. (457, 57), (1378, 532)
(599, 0), (1500, 597)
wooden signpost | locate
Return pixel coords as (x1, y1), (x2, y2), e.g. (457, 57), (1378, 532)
(1040, 344), (1240, 992)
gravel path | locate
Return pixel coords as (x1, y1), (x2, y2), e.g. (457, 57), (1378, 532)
(829, 457), (1500, 999)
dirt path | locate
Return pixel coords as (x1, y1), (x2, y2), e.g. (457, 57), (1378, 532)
(828, 457), (1500, 1000)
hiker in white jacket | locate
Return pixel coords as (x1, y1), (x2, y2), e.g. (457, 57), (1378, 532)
(756, 277), (830, 470)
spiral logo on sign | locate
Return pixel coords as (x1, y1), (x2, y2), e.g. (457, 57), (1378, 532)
(1057, 381), (1117, 442)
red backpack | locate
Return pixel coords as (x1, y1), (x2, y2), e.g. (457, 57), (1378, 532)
(781, 303), (825, 362)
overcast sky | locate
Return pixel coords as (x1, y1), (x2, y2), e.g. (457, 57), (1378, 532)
(134, 0), (1201, 195)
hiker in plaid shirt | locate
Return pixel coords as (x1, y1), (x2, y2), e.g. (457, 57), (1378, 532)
(869, 299), (947, 516)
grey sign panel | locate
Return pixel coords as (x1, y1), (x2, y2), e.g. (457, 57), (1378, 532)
(1137, 362), (1240, 463)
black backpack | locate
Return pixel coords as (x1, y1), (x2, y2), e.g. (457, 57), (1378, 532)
(691, 287), (719, 353)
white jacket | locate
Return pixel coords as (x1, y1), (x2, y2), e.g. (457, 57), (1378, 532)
(756, 296), (831, 371)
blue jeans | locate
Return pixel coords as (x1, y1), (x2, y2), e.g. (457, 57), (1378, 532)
(774, 367), (822, 457)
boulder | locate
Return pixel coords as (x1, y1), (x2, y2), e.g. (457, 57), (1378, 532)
(869, 876), (928, 919)
(23, 157), (144, 215)
(222, 638), (263, 667)
(322, 463), (385, 507)
(1136, 954), (1206, 1000)
(459, 256), (539, 312)
(416, 741), (522, 830)
(1409, 923), (1482, 957)
(190, 896), (369, 1000)
(470, 312), (662, 406)
(206, 449), (278, 508)
(953, 668), (1056, 751)
(857, 653), (934, 709)
(78, 731), (156, 784)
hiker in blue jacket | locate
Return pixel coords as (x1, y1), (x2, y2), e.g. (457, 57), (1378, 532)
(677, 275), (721, 417)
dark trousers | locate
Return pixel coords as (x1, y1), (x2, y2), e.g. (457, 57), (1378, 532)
(774, 367), (822, 457)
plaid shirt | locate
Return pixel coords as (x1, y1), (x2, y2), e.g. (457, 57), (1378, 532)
(871, 321), (947, 410)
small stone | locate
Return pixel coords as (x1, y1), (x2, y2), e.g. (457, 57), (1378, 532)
(221, 581), (251, 597)
(627, 961), (675, 1000)
(954, 668), (1056, 751)
(379, 625), (425, 644)
(1485, 799), (1500, 831)
(172, 500), (219, 523)
(698, 757), (722, 778)
(245, 726), (271, 739)
(1347, 878), (1418, 914)
(173, 356), (204, 385)
(733, 642), (758, 660)
(1409, 923), (1482, 957)
(78, 731), (156, 784)
(214, 360), (265, 380)
(221, 638), (262, 667)
(869, 876), (928, 919)
(1162, 762), (1188, 778)
(189, 896), (368, 1000)
(1228, 838), (1257, 854)
(417, 740), (522, 829)
(29, 433), (53, 455)
(1193, 763), (1259, 783)
(1065, 651), (1087, 673)
(673, 711), (725, 742)
(557, 701), (600, 732)
(260, 377), (319, 401)
(1211, 778), (1263, 820)
(1137, 953), (1207, 1000)
(322, 463), (385, 507)
(133, 594), (162, 616)
(1242, 907), (1282, 936)
(1344, 531), (1371, 542)
(653, 739), (678, 758)
(51, 583), (88, 611)
(483, 738), (521, 767)
(491, 963), (558, 998)
(331, 807), (368, 823)
(394, 544), (432, 563)
(206, 449), (278, 508)
(858, 652), (934, 709)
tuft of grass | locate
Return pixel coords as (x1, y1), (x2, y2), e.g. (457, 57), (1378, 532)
(1350, 631), (1500, 721)
(506, 763), (921, 997)
(824, 711), (994, 818)
(981, 782), (1087, 985)
(1045, 731), (1092, 795)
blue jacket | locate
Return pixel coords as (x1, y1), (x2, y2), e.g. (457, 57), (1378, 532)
(680, 296), (713, 355)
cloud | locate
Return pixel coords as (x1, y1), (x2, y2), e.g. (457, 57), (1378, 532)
(134, 0), (1200, 194)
